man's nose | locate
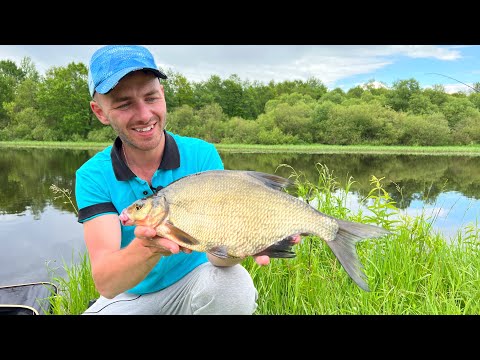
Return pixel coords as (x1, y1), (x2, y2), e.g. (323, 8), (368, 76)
(135, 102), (153, 120)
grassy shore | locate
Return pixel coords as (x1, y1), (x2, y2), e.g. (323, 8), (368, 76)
(46, 163), (480, 315)
(1, 140), (480, 156)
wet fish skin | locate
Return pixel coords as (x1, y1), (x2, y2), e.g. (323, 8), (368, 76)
(119, 170), (390, 291)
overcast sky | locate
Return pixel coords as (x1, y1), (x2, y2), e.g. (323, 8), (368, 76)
(1, 45), (478, 93)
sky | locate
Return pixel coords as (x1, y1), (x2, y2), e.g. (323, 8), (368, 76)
(0, 45), (479, 94)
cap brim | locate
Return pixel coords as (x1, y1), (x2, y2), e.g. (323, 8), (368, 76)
(94, 67), (168, 96)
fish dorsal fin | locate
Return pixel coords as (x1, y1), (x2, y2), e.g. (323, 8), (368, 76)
(246, 171), (293, 191)
(162, 221), (200, 246)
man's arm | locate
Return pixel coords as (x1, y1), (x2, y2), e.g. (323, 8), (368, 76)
(83, 215), (184, 299)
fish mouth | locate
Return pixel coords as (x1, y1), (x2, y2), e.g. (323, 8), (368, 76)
(119, 211), (133, 226)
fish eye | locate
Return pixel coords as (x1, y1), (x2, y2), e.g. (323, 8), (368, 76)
(134, 203), (144, 211)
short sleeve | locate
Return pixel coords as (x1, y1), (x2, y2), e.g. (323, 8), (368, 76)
(75, 162), (117, 223)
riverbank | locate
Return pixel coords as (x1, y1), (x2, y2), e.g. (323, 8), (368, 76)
(1, 141), (480, 156)
(46, 164), (480, 315)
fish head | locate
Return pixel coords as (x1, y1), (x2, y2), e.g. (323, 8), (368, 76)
(119, 195), (168, 228)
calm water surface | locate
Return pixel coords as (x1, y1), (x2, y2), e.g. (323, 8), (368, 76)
(1, 147), (479, 286)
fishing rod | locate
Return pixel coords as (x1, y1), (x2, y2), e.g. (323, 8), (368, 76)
(426, 72), (478, 93)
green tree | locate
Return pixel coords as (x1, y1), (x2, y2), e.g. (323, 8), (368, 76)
(423, 85), (449, 107)
(451, 113), (480, 144)
(166, 104), (199, 137)
(219, 74), (245, 118)
(242, 80), (276, 120)
(0, 60), (26, 129)
(473, 82), (480, 92)
(318, 103), (402, 145)
(196, 103), (227, 143)
(271, 78), (327, 100)
(162, 69), (195, 110)
(346, 86), (364, 98)
(386, 78), (421, 112)
(269, 102), (313, 143)
(303, 77), (328, 100)
(467, 92), (480, 111)
(36, 62), (92, 140)
(320, 87), (346, 104)
(400, 113), (451, 146)
(441, 96), (478, 128)
(0, 57), (43, 139)
(222, 116), (260, 144)
(408, 93), (439, 115)
(192, 75), (223, 110)
(311, 101), (335, 143)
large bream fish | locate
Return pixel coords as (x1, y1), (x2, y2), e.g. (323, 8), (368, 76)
(119, 170), (390, 291)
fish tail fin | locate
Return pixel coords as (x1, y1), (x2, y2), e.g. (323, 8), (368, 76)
(326, 219), (390, 292)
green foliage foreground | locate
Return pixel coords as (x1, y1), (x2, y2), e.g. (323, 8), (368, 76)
(46, 164), (479, 315)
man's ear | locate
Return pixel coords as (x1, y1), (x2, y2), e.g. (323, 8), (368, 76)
(90, 100), (110, 125)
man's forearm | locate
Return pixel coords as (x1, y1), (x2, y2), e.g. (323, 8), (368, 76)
(92, 238), (162, 299)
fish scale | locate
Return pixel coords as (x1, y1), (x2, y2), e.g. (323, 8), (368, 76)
(165, 172), (335, 256)
(119, 169), (391, 291)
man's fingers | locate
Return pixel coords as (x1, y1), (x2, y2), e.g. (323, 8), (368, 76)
(154, 238), (181, 253)
(292, 234), (301, 244)
(134, 225), (157, 239)
(134, 226), (186, 255)
(254, 255), (270, 266)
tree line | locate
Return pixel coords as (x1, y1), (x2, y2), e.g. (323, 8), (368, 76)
(1, 57), (479, 146)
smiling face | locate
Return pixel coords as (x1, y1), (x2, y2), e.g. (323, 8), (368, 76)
(90, 70), (167, 152)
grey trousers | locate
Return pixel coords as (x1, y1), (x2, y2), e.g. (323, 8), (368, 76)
(83, 263), (258, 315)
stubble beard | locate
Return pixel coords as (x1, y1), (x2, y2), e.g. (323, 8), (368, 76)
(111, 116), (166, 152)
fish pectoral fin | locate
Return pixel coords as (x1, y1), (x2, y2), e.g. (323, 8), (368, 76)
(208, 245), (235, 259)
(163, 222), (200, 246)
(254, 236), (297, 259)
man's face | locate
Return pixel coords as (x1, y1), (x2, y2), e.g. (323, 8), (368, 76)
(91, 71), (167, 151)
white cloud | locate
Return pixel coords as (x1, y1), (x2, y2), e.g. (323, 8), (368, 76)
(0, 45), (476, 91)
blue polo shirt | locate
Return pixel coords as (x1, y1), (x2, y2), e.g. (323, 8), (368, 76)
(75, 131), (224, 294)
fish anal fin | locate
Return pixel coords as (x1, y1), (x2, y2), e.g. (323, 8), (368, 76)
(159, 222), (200, 246)
(254, 235), (297, 258)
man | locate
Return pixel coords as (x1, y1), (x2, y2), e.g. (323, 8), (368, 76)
(75, 45), (299, 315)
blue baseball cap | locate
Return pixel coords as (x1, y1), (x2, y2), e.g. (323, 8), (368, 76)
(88, 45), (168, 97)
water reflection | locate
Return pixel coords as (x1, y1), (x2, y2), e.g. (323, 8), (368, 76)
(221, 152), (480, 208)
(0, 147), (479, 285)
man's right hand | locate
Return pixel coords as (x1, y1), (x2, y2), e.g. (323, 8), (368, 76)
(134, 225), (192, 256)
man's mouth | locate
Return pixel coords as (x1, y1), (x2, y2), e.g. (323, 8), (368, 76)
(133, 122), (156, 132)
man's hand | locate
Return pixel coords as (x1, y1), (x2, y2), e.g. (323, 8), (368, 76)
(253, 234), (302, 266)
(134, 225), (192, 256)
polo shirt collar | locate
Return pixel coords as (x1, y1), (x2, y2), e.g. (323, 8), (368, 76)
(111, 131), (180, 181)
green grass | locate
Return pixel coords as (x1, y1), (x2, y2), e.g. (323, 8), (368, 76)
(215, 143), (480, 156)
(2, 140), (480, 156)
(0, 140), (111, 150)
(46, 163), (480, 315)
(46, 253), (99, 315)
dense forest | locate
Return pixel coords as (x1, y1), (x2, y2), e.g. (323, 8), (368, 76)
(1, 57), (479, 146)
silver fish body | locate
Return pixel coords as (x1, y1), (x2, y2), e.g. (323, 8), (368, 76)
(119, 170), (390, 291)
